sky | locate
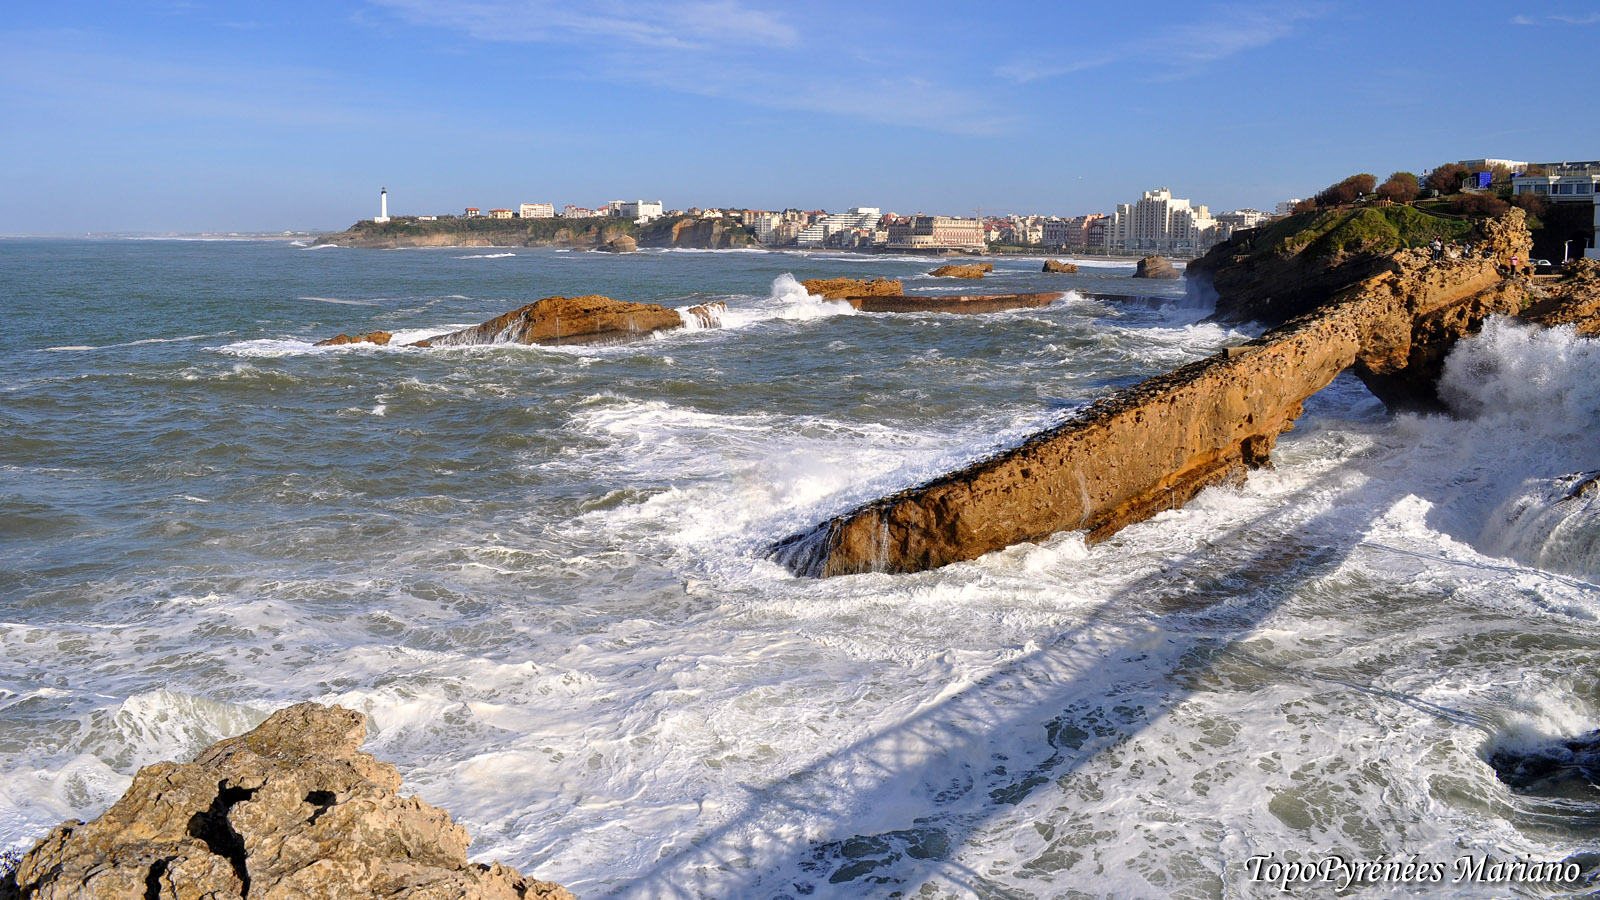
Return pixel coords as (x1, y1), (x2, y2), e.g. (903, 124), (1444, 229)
(2, 1), (1596, 234)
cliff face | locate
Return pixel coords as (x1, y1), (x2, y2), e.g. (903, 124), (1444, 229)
(636, 217), (753, 250)
(0, 703), (574, 900)
(773, 210), (1597, 577)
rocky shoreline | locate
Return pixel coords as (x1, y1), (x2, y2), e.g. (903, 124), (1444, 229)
(772, 209), (1600, 577)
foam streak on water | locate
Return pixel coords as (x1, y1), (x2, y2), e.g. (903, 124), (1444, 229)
(0, 240), (1595, 899)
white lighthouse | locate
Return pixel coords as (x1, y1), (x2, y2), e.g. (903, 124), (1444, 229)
(374, 187), (391, 224)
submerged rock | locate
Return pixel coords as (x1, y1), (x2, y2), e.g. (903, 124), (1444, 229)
(1133, 256), (1180, 279)
(929, 263), (993, 279)
(0, 702), (574, 900)
(313, 331), (391, 347)
(844, 292), (1061, 314)
(1488, 729), (1600, 794)
(1042, 260), (1079, 274)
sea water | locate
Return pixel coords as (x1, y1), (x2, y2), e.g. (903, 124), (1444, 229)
(1, 238), (1596, 898)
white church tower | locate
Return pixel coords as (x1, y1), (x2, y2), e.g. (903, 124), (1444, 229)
(374, 187), (391, 224)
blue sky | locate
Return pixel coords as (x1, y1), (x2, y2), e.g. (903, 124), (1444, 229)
(2, 1), (1595, 233)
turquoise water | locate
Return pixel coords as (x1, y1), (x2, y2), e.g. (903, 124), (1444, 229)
(2, 238), (1597, 898)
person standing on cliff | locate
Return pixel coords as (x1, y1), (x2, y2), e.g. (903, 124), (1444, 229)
(1430, 236), (1443, 261)
(1510, 254), (1520, 276)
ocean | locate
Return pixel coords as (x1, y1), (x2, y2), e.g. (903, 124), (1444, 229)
(1, 238), (1597, 898)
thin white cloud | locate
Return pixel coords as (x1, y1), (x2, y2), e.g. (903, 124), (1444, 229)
(1510, 15), (1537, 24)
(363, 0), (1013, 135)
(1551, 12), (1600, 24)
(997, 5), (1323, 84)
(369, 0), (797, 51)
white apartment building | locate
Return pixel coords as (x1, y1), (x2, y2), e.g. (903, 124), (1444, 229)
(1275, 200), (1303, 217)
(1108, 187), (1218, 254)
(613, 200), (664, 223)
(519, 203), (554, 218)
(796, 207), (881, 247)
(745, 212), (782, 243)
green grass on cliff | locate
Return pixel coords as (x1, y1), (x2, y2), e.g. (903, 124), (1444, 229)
(345, 215), (633, 242)
(1256, 207), (1474, 262)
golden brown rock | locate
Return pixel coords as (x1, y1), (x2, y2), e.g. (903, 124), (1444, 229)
(598, 235), (637, 253)
(0, 703), (574, 900)
(313, 331), (392, 347)
(800, 278), (903, 300)
(1042, 260), (1079, 274)
(1133, 256), (1180, 279)
(929, 263), (994, 279)
(412, 295), (687, 348)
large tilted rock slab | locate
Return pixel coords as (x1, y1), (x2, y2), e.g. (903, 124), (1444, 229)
(772, 210), (1589, 577)
(407, 295), (722, 348)
(0, 702), (574, 900)
(770, 310), (1364, 576)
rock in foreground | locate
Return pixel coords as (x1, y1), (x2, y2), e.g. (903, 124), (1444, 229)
(930, 263), (994, 279)
(1042, 260), (1079, 274)
(1133, 255), (1180, 279)
(0, 702), (574, 900)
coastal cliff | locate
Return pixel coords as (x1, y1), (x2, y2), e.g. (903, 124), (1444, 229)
(0, 703), (574, 900)
(773, 209), (1600, 577)
(313, 214), (755, 251)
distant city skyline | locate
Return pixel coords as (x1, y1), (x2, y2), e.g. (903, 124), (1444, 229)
(2, 1), (1595, 234)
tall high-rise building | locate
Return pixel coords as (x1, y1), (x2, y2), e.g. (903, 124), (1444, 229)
(1107, 188), (1217, 254)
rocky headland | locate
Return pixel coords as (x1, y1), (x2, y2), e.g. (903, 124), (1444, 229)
(313, 214), (755, 251)
(0, 703), (574, 900)
(772, 208), (1600, 577)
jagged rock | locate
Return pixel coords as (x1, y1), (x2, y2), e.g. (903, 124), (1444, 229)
(771, 209), (1600, 576)
(1042, 260), (1079, 274)
(1488, 728), (1600, 793)
(598, 235), (637, 253)
(682, 301), (726, 328)
(0, 702), (574, 900)
(409, 295), (687, 348)
(1522, 258), (1600, 336)
(929, 263), (993, 279)
(800, 278), (904, 301)
(313, 331), (392, 347)
(1133, 256), (1180, 279)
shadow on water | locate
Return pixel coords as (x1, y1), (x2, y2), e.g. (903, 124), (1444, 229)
(599, 443), (1584, 899)
(592, 386), (1600, 899)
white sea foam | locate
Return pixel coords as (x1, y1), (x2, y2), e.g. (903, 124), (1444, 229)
(297, 296), (374, 306)
(454, 252), (516, 259)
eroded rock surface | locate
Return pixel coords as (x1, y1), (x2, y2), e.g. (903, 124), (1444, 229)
(800, 278), (904, 301)
(598, 235), (637, 253)
(930, 263), (993, 279)
(1042, 260), (1079, 274)
(0, 702), (574, 900)
(407, 295), (696, 348)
